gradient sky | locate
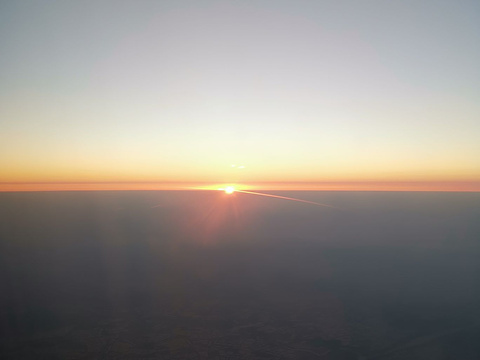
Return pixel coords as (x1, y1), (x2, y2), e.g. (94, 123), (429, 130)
(1, 0), (479, 187)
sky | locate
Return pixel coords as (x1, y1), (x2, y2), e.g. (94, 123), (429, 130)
(1, 0), (479, 190)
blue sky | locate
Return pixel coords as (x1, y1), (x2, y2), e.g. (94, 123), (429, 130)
(1, 0), (479, 184)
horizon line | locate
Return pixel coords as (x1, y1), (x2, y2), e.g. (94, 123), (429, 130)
(1, 181), (479, 192)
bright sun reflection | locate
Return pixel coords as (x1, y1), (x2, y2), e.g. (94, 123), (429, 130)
(225, 186), (235, 194)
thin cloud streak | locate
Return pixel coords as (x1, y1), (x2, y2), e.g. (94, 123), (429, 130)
(236, 190), (339, 210)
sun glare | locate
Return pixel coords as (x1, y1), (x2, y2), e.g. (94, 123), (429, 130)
(225, 186), (235, 194)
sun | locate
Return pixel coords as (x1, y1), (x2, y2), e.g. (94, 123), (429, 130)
(225, 186), (235, 194)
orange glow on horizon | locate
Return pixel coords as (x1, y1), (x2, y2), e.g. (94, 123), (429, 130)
(0, 181), (479, 192)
